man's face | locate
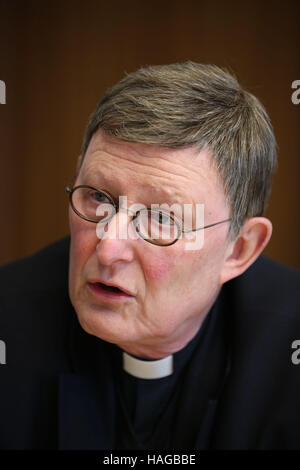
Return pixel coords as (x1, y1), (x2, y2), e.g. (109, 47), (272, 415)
(68, 129), (233, 358)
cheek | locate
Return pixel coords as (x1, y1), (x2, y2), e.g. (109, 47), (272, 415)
(70, 219), (86, 261)
(144, 260), (170, 282)
(142, 248), (183, 283)
(69, 211), (97, 271)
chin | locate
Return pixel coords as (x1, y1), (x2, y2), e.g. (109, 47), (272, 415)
(74, 306), (129, 346)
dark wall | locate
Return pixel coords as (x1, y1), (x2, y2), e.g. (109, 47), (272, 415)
(0, 0), (299, 268)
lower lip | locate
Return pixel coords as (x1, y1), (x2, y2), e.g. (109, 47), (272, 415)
(87, 282), (134, 302)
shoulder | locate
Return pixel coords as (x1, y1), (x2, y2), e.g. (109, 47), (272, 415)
(215, 258), (300, 448)
(223, 255), (300, 388)
(0, 236), (70, 294)
(229, 256), (300, 315)
(223, 255), (300, 395)
(0, 237), (73, 372)
(240, 255), (299, 288)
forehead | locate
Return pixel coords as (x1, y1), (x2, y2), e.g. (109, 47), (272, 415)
(79, 129), (228, 213)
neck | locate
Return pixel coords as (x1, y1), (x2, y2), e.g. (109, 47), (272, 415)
(117, 312), (207, 360)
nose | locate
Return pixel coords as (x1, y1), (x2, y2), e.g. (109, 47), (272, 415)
(95, 210), (136, 265)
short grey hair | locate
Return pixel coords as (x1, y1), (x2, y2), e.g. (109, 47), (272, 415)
(81, 61), (277, 238)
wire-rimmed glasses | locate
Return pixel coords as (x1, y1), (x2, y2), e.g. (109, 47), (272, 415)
(66, 184), (231, 247)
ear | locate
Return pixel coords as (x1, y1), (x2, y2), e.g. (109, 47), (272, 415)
(219, 217), (273, 284)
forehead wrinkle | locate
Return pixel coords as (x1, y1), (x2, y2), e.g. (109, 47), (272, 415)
(87, 145), (206, 185)
(83, 163), (188, 207)
(83, 134), (229, 221)
(82, 144), (223, 211)
(84, 149), (205, 197)
(88, 129), (219, 190)
(99, 168), (194, 207)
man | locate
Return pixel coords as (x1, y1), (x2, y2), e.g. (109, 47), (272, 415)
(0, 62), (299, 450)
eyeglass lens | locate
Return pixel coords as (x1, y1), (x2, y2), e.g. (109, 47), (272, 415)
(71, 187), (180, 245)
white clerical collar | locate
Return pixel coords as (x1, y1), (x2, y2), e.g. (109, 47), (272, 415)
(122, 351), (174, 379)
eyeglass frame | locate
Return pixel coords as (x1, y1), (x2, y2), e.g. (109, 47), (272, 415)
(66, 183), (232, 247)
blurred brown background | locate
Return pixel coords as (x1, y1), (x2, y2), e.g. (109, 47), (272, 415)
(0, 0), (299, 268)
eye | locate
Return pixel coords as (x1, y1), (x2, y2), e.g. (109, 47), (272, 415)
(158, 212), (170, 225)
(151, 210), (174, 226)
(92, 191), (110, 203)
(85, 189), (111, 205)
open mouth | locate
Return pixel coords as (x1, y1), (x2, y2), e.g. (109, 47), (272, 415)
(96, 282), (123, 293)
(88, 281), (133, 300)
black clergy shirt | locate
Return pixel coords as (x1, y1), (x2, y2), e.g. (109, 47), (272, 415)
(111, 290), (232, 449)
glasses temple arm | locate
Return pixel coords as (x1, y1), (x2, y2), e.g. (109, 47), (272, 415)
(182, 218), (232, 233)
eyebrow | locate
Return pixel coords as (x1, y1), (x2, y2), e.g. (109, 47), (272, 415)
(80, 170), (107, 186)
(80, 171), (187, 208)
